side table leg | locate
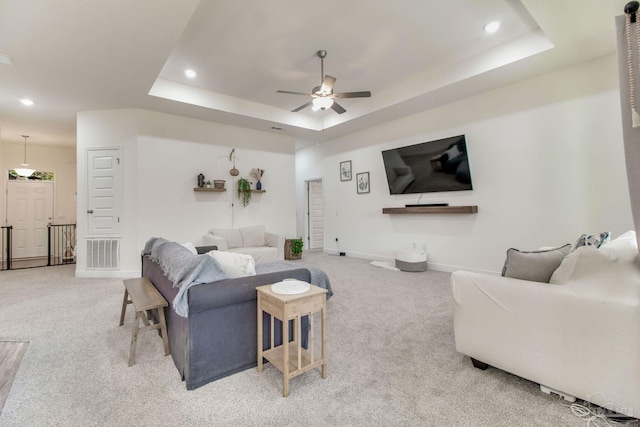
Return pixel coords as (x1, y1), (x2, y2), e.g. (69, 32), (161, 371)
(157, 307), (170, 356)
(128, 311), (140, 367)
(283, 315), (289, 397)
(257, 297), (263, 373)
(321, 304), (327, 379)
(119, 289), (129, 326)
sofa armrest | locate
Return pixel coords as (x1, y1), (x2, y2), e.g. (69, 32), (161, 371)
(265, 232), (285, 261)
(203, 234), (228, 251)
(188, 268), (311, 314)
(451, 270), (640, 409)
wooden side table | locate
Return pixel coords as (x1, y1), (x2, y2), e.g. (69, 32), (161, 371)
(256, 283), (327, 397)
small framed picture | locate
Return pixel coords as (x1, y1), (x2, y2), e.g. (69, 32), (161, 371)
(356, 172), (370, 194)
(340, 160), (352, 181)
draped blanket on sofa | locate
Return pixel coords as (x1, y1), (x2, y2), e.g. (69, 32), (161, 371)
(142, 237), (333, 317)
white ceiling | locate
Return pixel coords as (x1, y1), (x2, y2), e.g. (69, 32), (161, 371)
(0, 0), (626, 149)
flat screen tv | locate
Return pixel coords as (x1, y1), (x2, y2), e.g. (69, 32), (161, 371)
(381, 135), (473, 195)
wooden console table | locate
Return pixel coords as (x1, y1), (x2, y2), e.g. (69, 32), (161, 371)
(382, 205), (478, 214)
(256, 284), (327, 397)
(119, 277), (170, 367)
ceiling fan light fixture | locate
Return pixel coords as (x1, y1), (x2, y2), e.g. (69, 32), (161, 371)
(312, 97), (333, 111)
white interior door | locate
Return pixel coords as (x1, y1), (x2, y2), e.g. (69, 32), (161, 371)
(87, 148), (121, 235)
(7, 181), (54, 258)
(307, 180), (324, 250)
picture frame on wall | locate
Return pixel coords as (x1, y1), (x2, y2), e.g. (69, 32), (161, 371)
(340, 160), (352, 181)
(357, 172), (370, 194)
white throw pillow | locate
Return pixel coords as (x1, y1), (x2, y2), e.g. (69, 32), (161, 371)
(212, 228), (243, 249)
(549, 230), (638, 285)
(207, 250), (256, 278)
(180, 242), (197, 254)
(240, 225), (266, 247)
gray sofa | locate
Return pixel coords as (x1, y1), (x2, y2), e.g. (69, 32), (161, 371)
(142, 241), (317, 390)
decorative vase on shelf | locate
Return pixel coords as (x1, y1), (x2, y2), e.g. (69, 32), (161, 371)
(256, 180), (262, 190)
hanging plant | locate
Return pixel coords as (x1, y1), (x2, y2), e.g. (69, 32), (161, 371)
(237, 177), (252, 207)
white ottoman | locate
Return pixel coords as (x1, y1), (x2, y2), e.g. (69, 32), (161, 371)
(395, 248), (427, 272)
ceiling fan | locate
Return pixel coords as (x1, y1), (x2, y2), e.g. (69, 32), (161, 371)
(277, 50), (371, 114)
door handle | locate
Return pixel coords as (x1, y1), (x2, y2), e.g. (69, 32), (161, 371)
(87, 210), (94, 214)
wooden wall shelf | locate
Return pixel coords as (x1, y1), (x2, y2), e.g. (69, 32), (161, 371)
(194, 188), (265, 193)
(382, 205), (478, 214)
(194, 187), (226, 192)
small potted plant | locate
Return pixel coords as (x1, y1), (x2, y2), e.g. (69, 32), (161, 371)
(237, 177), (251, 206)
(205, 180), (212, 188)
(286, 238), (304, 260)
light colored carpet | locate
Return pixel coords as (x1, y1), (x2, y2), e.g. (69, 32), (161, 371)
(0, 252), (587, 426)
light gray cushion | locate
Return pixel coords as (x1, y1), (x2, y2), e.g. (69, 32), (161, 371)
(502, 244), (571, 283)
(240, 225), (266, 247)
(212, 228), (243, 249)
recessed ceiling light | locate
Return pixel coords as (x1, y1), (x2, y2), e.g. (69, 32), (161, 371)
(20, 99), (34, 106)
(484, 21), (500, 34)
(185, 69), (196, 78)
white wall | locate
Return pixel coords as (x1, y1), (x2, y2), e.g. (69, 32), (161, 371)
(1, 141), (77, 227)
(77, 109), (297, 277)
(295, 54), (634, 273)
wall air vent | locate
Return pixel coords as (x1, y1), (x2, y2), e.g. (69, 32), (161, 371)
(86, 238), (119, 269)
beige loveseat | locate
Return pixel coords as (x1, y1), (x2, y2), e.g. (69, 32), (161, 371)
(202, 225), (284, 264)
(452, 231), (640, 417)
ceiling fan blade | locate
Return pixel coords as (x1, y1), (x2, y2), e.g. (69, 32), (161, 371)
(277, 90), (311, 96)
(331, 102), (346, 114)
(331, 91), (372, 99)
(320, 75), (336, 93)
(291, 101), (313, 112)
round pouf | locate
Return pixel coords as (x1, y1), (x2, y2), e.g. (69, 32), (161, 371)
(395, 248), (427, 272)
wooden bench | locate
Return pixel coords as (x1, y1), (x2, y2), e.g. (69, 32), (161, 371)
(119, 277), (170, 366)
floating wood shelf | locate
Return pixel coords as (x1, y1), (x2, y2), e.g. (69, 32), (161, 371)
(382, 205), (478, 214)
(194, 187), (226, 192)
(251, 189), (266, 193)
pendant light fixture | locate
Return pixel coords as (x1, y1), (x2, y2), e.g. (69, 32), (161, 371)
(14, 135), (35, 177)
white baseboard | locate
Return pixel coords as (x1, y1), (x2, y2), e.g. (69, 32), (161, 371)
(321, 249), (499, 275)
(75, 269), (139, 278)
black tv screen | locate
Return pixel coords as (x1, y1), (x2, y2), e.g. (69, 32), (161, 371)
(381, 135), (473, 194)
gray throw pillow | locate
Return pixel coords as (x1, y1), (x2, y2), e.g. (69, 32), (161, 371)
(502, 244), (571, 283)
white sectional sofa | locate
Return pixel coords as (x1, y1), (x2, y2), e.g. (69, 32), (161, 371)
(202, 225), (284, 264)
(452, 231), (640, 418)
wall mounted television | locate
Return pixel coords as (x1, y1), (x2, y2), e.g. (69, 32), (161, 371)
(381, 134), (473, 195)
